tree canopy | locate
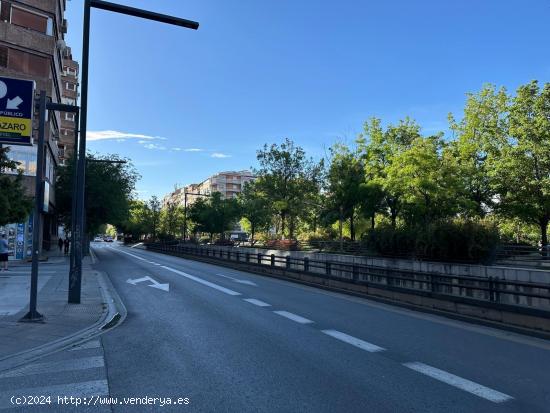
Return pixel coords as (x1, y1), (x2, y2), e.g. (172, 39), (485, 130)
(55, 153), (139, 235)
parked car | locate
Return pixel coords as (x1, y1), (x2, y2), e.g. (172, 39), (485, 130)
(104, 236), (113, 242)
(93, 236), (103, 242)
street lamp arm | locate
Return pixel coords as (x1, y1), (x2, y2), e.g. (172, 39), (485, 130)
(90, 0), (199, 29)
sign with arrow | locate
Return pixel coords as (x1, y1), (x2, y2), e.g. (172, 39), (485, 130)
(126, 276), (170, 292)
(0, 76), (35, 146)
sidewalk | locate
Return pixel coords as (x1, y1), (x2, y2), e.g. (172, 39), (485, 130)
(0, 249), (124, 371)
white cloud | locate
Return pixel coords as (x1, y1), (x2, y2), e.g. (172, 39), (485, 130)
(211, 152), (231, 158)
(171, 147), (204, 152)
(143, 143), (166, 150)
(87, 130), (166, 141)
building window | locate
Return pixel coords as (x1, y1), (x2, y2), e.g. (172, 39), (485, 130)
(8, 48), (49, 77)
(64, 113), (75, 121)
(10, 6), (52, 35)
(65, 82), (76, 91)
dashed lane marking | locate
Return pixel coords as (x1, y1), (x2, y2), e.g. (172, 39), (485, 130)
(322, 329), (385, 353)
(273, 311), (313, 324)
(403, 362), (513, 403)
(243, 298), (271, 307)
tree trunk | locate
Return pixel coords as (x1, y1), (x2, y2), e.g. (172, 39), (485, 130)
(371, 213), (375, 229)
(250, 223), (255, 244)
(289, 215), (295, 239)
(540, 217), (549, 246)
(280, 213), (286, 239)
(339, 206), (343, 251)
(350, 212), (355, 241)
(390, 209), (397, 229)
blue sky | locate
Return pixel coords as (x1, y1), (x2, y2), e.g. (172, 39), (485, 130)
(65, 0), (550, 200)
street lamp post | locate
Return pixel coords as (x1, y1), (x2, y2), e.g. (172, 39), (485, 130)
(183, 192), (210, 241)
(21, 95), (80, 321)
(71, 0), (199, 303)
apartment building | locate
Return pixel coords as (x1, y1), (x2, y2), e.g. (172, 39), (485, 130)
(163, 171), (256, 208)
(0, 0), (73, 255)
(58, 45), (78, 165)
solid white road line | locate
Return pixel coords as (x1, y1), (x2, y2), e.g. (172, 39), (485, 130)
(216, 273), (257, 286)
(114, 249), (147, 261)
(403, 362), (513, 403)
(243, 298), (271, 307)
(0, 380), (109, 410)
(273, 311), (313, 324)
(0, 356), (104, 379)
(322, 330), (385, 353)
(161, 266), (241, 296)
(69, 340), (101, 351)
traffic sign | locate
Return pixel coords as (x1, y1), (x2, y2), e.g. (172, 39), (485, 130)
(0, 76), (35, 146)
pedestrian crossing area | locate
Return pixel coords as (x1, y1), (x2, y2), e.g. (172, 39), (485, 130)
(0, 339), (110, 412)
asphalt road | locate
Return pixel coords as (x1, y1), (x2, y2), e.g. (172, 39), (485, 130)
(90, 243), (550, 412)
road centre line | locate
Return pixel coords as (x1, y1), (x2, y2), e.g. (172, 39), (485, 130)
(322, 330), (385, 353)
(243, 298), (271, 307)
(112, 248), (147, 261)
(110, 245), (517, 404)
(403, 362), (513, 403)
(160, 266), (241, 296)
(273, 311), (313, 324)
(216, 273), (257, 286)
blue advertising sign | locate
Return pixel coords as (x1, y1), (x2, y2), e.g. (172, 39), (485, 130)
(0, 76), (35, 145)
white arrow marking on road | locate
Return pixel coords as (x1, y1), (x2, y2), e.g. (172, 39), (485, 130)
(216, 273), (257, 286)
(126, 276), (169, 292)
(6, 96), (23, 109)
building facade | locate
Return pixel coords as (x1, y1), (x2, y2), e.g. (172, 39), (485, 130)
(0, 0), (75, 256)
(58, 45), (78, 165)
(163, 170), (256, 208)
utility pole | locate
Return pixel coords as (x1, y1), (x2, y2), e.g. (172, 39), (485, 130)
(71, 0), (199, 303)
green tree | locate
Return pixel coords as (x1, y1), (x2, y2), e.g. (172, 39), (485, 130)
(55, 153), (139, 235)
(118, 200), (150, 241)
(385, 135), (462, 225)
(160, 201), (184, 239)
(188, 193), (241, 241)
(325, 143), (364, 241)
(238, 181), (272, 244)
(0, 147), (32, 226)
(255, 138), (324, 239)
(146, 196), (162, 240)
(490, 81), (550, 245)
(448, 84), (508, 216)
(359, 117), (421, 228)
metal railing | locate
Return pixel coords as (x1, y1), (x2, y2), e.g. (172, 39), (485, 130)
(146, 242), (550, 316)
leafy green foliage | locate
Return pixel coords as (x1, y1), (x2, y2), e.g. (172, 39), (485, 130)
(0, 147), (33, 226)
(364, 219), (499, 263)
(489, 81), (550, 244)
(55, 153), (139, 235)
(238, 181), (272, 243)
(255, 138), (324, 239)
(187, 192), (241, 241)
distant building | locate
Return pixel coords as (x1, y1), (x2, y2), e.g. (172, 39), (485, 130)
(58, 46), (79, 165)
(163, 170), (255, 208)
